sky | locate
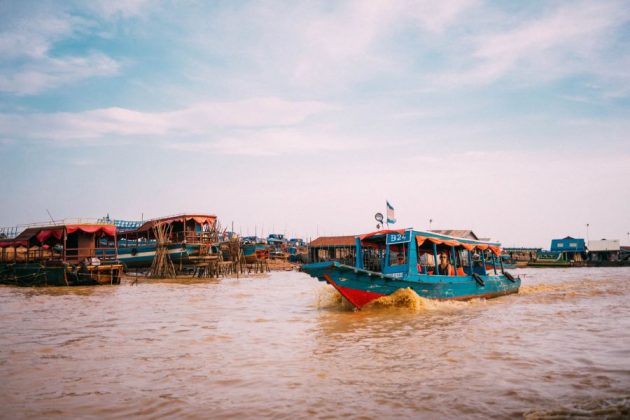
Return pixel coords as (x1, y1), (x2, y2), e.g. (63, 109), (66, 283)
(0, 0), (629, 247)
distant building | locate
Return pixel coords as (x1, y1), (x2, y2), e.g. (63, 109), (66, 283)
(550, 236), (586, 263)
(308, 235), (356, 263)
(588, 239), (620, 262)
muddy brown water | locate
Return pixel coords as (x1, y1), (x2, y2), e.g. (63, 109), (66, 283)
(1, 268), (629, 419)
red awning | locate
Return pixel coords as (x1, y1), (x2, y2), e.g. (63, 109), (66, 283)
(36, 229), (64, 243)
(65, 225), (116, 236)
(33, 225), (117, 243)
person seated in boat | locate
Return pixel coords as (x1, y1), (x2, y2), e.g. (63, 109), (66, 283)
(437, 252), (454, 276)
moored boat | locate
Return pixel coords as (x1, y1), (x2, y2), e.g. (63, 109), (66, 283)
(267, 233), (288, 259)
(241, 236), (269, 263)
(287, 238), (307, 263)
(301, 229), (520, 310)
(104, 214), (218, 269)
(0, 223), (122, 286)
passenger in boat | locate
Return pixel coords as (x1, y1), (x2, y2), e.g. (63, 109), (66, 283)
(437, 252), (454, 276)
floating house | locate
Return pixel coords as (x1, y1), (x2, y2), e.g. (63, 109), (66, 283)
(551, 236), (586, 262)
(308, 235), (357, 264)
(529, 236), (586, 267)
(0, 223), (123, 286)
(587, 239), (620, 263)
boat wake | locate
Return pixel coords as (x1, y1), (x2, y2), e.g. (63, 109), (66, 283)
(316, 285), (487, 312)
(314, 285), (346, 309)
(364, 288), (487, 312)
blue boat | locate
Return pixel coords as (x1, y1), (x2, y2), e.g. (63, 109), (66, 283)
(267, 233), (288, 259)
(287, 238), (307, 262)
(241, 237), (269, 263)
(301, 229), (520, 310)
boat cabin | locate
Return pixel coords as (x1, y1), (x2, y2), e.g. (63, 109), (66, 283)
(354, 229), (504, 279)
(115, 214), (217, 247)
(0, 224), (118, 264)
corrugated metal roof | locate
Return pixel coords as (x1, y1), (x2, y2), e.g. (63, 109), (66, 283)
(429, 230), (478, 240)
(309, 235), (356, 247)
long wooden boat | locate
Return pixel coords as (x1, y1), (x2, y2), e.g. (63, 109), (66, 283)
(301, 229), (520, 310)
(102, 214), (218, 269)
(0, 223), (122, 286)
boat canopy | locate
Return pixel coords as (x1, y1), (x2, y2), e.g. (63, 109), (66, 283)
(359, 229), (502, 256)
(2, 224), (117, 247)
(134, 214), (217, 232)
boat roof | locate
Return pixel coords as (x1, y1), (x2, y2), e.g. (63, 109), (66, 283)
(429, 229), (478, 240)
(360, 229), (501, 247)
(0, 223), (117, 247)
(131, 214), (217, 233)
(309, 235), (356, 247)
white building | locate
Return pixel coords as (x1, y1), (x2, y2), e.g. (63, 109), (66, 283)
(588, 239), (620, 262)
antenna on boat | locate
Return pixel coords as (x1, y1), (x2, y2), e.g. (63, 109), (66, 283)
(45, 209), (55, 223)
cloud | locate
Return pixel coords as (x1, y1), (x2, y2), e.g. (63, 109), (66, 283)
(0, 52), (120, 95)
(0, 97), (332, 140)
(291, 0), (479, 85)
(84, 0), (153, 19)
(186, 0), (479, 90)
(428, 1), (630, 88)
(0, 4), (124, 95)
(163, 128), (360, 156)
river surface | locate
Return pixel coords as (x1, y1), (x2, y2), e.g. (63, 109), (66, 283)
(1, 268), (629, 419)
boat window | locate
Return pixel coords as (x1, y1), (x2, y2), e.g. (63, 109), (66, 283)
(389, 244), (407, 266)
(416, 250), (434, 274)
(362, 247), (384, 272)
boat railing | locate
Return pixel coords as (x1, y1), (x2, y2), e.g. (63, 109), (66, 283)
(363, 252), (383, 272)
(0, 246), (119, 264)
(0, 218), (113, 239)
(0, 226), (20, 240)
(172, 231), (216, 244)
